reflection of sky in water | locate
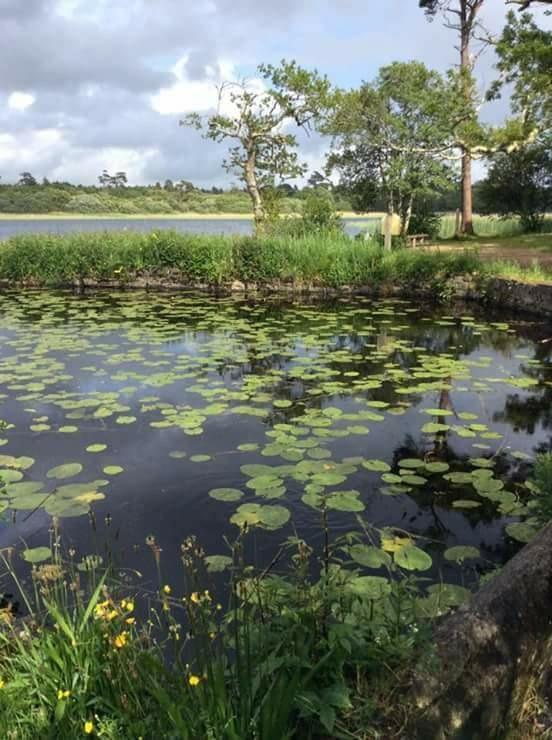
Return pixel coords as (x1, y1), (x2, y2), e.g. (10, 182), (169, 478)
(0, 291), (550, 590)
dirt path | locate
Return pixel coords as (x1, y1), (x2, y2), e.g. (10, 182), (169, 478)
(428, 236), (552, 267)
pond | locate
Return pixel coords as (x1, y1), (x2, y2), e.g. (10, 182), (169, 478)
(0, 291), (550, 596)
(0, 217), (378, 240)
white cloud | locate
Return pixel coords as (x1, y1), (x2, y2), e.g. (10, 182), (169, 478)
(7, 92), (36, 111)
(151, 56), (264, 116)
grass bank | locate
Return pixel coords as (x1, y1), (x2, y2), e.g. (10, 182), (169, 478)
(0, 230), (485, 290)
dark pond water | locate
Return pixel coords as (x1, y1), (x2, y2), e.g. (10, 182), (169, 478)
(0, 217), (378, 240)
(0, 291), (550, 597)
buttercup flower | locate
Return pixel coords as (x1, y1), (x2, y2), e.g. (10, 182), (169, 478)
(163, 585), (171, 595)
(57, 689), (71, 700)
(188, 675), (201, 687)
(84, 720), (94, 734)
(113, 632), (128, 649)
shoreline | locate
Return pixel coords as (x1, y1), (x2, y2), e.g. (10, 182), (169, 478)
(0, 211), (382, 221)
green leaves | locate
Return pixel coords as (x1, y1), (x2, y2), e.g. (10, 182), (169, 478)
(22, 547), (52, 564)
(393, 544), (432, 572)
(46, 463), (83, 480)
(209, 488), (244, 502)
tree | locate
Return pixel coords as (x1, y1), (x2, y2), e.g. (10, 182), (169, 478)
(479, 136), (551, 231)
(491, 10), (552, 131)
(506, 0), (552, 9)
(18, 172), (37, 187)
(327, 62), (456, 237)
(181, 60), (332, 234)
(113, 171), (128, 188)
(419, 0), (486, 235)
(307, 170), (331, 189)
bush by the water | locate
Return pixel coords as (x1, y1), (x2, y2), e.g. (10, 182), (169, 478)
(0, 230), (483, 289)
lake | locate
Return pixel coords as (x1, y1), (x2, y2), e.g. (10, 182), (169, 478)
(0, 291), (550, 594)
(0, 217), (379, 240)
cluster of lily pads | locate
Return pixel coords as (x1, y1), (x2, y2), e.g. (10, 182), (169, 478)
(0, 291), (549, 577)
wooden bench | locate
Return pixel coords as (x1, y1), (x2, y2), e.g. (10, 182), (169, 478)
(406, 233), (430, 248)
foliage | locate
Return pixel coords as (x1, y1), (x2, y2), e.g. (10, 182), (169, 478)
(327, 62), (457, 235)
(0, 230), (485, 288)
(531, 453), (552, 523)
(0, 515), (436, 739)
(479, 137), (552, 231)
(491, 10), (552, 132)
(181, 60), (332, 232)
(408, 205), (443, 239)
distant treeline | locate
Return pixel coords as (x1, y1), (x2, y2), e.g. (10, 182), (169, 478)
(0, 174), (477, 215)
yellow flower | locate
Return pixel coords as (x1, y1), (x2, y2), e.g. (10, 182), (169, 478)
(190, 592), (200, 604)
(84, 720), (94, 734)
(125, 600), (134, 613)
(113, 632), (128, 649)
(57, 689), (71, 700)
(188, 674), (201, 687)
(163, 585), (171, 595)
(125, 617), (136, 625)
(0, 679), (5, 689)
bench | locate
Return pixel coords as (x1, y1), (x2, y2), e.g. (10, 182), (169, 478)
(406, 233), (430, 248)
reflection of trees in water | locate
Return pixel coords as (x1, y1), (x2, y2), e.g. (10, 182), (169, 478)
(492, 339), (552, 441)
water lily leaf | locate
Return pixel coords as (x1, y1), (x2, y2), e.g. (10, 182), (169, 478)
(273, 400), (292, 408)
(399, 458), (425, 469)
(190, 455), (211, 463)
(424, 462), (450, 474)
(103, 466), (124, 476)
(86, 444), (107, 453)
(209, 488), (243, 502)
(311, 472), (347, 487)
(230, 503), (262, 527)
(349, 575), (391, 599)
(259, 505), (290, 529)
(394, 544), (432, 572)
(444, 545), (480, 563)
(362, 459), (391, 473)
(237, 443), (259, 452)
(205, 555), (233, 573)
(22, 547), (52, 564)
(0, 469), (24, 484)
(505, 522), (538, 543)
(46, 463), (83, 480)
(348, 545), (391, 569)
(421, 422), (450, 434)
(326, 490), (364, 512)
(452, 499), (482, 509)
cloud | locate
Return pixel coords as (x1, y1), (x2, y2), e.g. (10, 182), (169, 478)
(0, 0), (549, 186)
(7, 92), (36, 111)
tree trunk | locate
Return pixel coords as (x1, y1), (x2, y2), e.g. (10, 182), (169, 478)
(244, 151), (265, 235)
(459, 1), (475, 236)
(408, 522), (552, 739)
(461, 147), (474, 236)
(401, 194), (414, 237)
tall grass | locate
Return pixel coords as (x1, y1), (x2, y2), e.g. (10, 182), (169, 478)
(0, 230), (482, 289)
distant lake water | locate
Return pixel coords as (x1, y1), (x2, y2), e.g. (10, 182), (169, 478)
(0, 217), (379, 240)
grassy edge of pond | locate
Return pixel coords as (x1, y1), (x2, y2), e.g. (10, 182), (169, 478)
(0, 230), (550, 289)
(1, 453), (551, 739)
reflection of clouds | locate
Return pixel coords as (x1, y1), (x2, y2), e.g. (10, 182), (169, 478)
(0, 292), (550, 586)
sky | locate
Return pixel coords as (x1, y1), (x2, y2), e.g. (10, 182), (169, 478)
(0, 0), (550, 187)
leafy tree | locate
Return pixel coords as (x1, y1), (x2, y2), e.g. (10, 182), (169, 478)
(419, 0), (487, 235)
(491, 10), (552, 131)
(181, 60), (332, 233)
(18, 172), (37, 187)
(479, 136), (551, 231)
(327, 62), (456, 236)
(307, 170), (331, 189)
